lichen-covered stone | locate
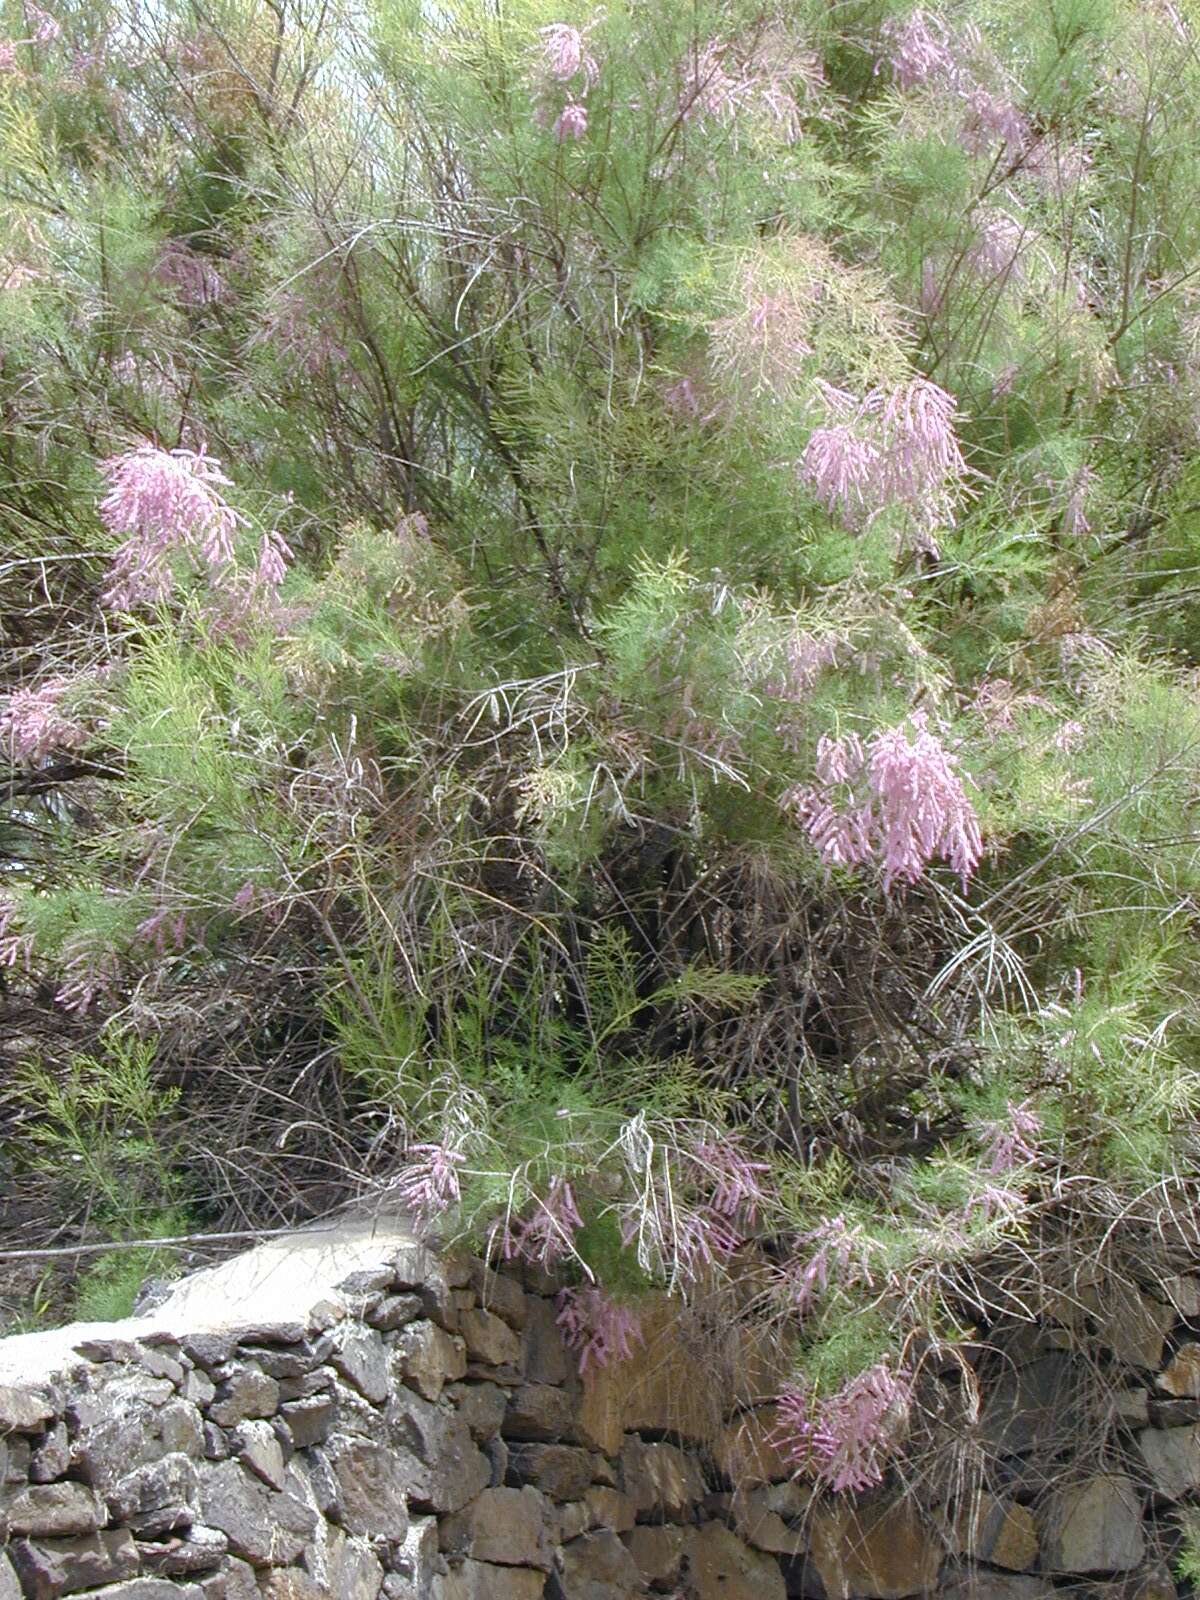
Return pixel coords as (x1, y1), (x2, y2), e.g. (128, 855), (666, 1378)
(197, 1459), (316, 1568)
(328, 1439), (412, 1540)
(330, 1327), (391, 1405)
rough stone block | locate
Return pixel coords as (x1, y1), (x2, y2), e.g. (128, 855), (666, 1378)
(623, 1524), (685, 1588)
(618, 1436), (705, 1519)
(327, 1327), (389, 1405)
(1159, 1345), (1200, 1398)
(447, 1381), (508, 1442)
(138, 1524), (228, 1575)
(506, 1443), (595, 1502)
(5, 1482), (107, 1537)
(208, 1370), (280, 1427)
(231, 1419), (286, 1491)
(503, 1385), (576, 1444)
(0, 1385), (55, 1433)
(329, 1439), (412, 1540)
(9, 1529), (139, 1597)
(1040, 1475), (1145, 1573)
(957, 1493), (1037, 1572)
(439, 1485), (552, 1569)
(438, 1560), (545, 1600)
(469, 1264), (528, 1330)
(687, 1522), (787, 1600)
(583, 1485), (636, 1534)
(393, 1322), (467, 1402)
(460, 1309), (522, 1370)
(1140, 1425), (1200, 1499)
(558, 1530), (645, 1600)
(808, 1498), (942, 1599)
(197, 1459), (316, 1568)
(521, 1298), (569, 1388)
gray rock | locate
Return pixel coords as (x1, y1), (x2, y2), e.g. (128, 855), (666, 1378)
(30, 1421), (71, 1483)
(387, 1388), (492, 1514)
(439, 1486), (552, 1569)
(108, 1451), (199, 1534)
(5, 1481), (107, 1537)
(0, 1384), (55, 1432)
(1041, 1475), (1145, 1572)
(157, 1399), (205, 1458)
(329, 1438), (412, 1539)
(460, 1308), (522, 1369)
(331, 1326), (392, 1404)
(394, 1322), (468, 1402)
(232, 1419), (286, 1491)
(197, 1459), (316, 1567)
(209, 1369), (280, 1426)
(138, 1524), (229, 1575)
(619, 1436), (705, 1518)
(394, 1515), (440, 1595)
(623, 1524), (685, 1588)
(438, 1560), (546, 1600)
(368, 1294), (423, 1332)
(257, 1570), (327, 1599)
(180, 1334), (238, 1369)
(447, 1381), (508, 1442)
(503, 1384), (575, 1442)
(240, 1339), (332, 1381)
(521, 1298), (569, 1387)
(199, 1555), (259, 1599)
(558, 1530), (646, 1600)
(280, 1394), (336, 1447)
(84, 1582), (204, 1598)
(1159, 1346), (1200, 1398)
(1140, 1424), (1200, 1498)
(310, 1524), (385, 1600)
(182, 1369), (216, 1408)
(0, 1554), (19, 1600)
(8, 1530), (140, 1596)
(939, 1579), (1053, 1600)
(469, 1264), (528, 1330)
(583, 1485), (636, 1534)
(507, 1443), (595, 1502)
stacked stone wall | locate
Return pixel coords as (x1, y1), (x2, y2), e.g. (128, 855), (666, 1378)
(0, 1231), (1198, 1600)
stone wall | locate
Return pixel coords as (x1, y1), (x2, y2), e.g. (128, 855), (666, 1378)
(0, 1223), (1196, 1600)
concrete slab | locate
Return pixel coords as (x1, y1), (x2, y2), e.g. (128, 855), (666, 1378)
(0, 1212), (415, 1385)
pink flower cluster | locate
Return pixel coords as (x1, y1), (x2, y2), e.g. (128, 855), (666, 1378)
(0, 898), (34, 972)
(784, 1214), (861, 1314)
(692, 1136), (769, 1224)
(556, 1287), (643, 1380)
(499, 1177), (584, 1269)
(99, 445), (291, 610)
(0, 675), (88, 765)
(99, 445), (245, 608)
(799, 378), (968, 545)
(879, 9), (1028, 154)
(980, 1099), (1040, 1173)
(154, 242), (227, 309)
(783, 714), (983, 889)
(538, 23), (597, 143)
(392, 1143), (465, 1224)
(678, 32), (817, 141)
(776, 1362), (913, 1492)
